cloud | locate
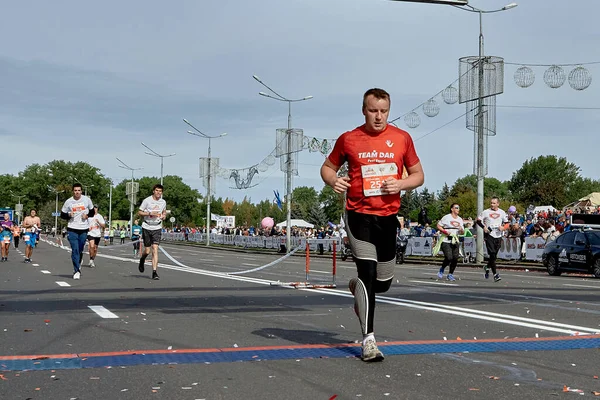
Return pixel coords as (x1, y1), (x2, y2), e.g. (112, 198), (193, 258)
(0, 0), (598, 205)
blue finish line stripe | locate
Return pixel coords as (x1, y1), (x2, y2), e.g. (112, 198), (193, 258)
(2, 335), (599, 371)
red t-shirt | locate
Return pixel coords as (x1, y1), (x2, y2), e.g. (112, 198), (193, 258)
(327, 124), (420, 216)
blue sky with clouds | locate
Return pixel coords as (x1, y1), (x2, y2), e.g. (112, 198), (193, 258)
(1, 0), (598, 203)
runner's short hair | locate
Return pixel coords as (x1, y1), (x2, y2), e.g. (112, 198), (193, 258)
(153, 184), (163, 191)
(73, 183), (82, 190)
(363, 88), (390, 110)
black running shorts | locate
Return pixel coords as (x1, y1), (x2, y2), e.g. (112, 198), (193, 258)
(87, 236), (101, 245)
(142, 228), (162, 247)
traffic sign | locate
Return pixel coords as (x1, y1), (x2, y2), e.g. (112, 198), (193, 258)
(52, 212), (61, 217)
(169, 217), (176, 223)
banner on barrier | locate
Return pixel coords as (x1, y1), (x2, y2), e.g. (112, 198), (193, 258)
(410, 237), (433, 256)
(525, 237), (546, 261)
(159, 232), (545, 263)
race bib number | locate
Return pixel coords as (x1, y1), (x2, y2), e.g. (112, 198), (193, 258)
(3, 237), (10, 243)
(24, 235), (31, 242)
(71, 203), (86, 213)
(361, 163), (398, 197)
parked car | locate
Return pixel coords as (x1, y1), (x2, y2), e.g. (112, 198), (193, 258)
(542, 229), (600, 278)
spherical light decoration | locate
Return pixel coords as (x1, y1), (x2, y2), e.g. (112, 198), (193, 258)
(265, 155), (276, 165)
(568, 66), (592, 91)
(258, 161), (268, 172)
(514, 66), (535, 88)
(404, 112), (421, 129)
(422, 99), (440, 117)
(442, 86), (458, 104)
(543, 65), (566, 89)
(219, 168), (231, 179)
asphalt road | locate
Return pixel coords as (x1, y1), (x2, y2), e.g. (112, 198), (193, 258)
(1, 237), (599, 399)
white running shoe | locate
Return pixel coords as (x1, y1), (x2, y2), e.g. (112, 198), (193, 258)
(361, 337), (384, 362)
(73, 271), (81, 280)
(89, 260), (95, 268)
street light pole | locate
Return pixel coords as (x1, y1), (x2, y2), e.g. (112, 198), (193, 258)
(9, 191), (25, 225)
(253, 75), (313, 253)
(47, 186), (64, 236)
(108, 179), (113, 229)
(116, 158), (143, 233)
(454, 2), (517, 263)
(183, 119), (227, 247)
(141, 142), (176, 186)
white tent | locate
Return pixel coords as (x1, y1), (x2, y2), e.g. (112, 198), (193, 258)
(276, 219), (314, 228)
(532, 205), (557, 213)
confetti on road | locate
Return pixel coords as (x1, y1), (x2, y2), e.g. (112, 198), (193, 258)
(563, 386), (584, 393)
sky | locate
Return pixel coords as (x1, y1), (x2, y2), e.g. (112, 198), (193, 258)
(1, 0), (598, 204)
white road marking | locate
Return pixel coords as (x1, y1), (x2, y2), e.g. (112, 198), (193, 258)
(32, 264), (40, 266)
(88, 305), (119, 319)
(563, 284), (600, 289)
(45, 240), (600, 335)
(56, 281), (71, 287)
(41, 270), (51, 274)
(241, 263), (259, 267)
(409, 280), (458, 286)
(310, 270), (332, 274)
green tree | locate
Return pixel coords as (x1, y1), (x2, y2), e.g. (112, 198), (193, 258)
(568, 177), (600, 203)
(307, 203), (328, 228)
(292, 186), (319, 221)
(450, 175), (508, 199)
(319, 185), (344, 224)
(437, 183), (450, 203)
(508, 156), (580, 206)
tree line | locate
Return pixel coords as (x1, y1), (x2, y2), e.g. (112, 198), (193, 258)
(1, 156), (598, 229)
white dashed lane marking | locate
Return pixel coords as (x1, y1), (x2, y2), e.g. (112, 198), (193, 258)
(56, 281), (71, 287)
(41, 270), (51, 274)
(88, 305), (119, 319)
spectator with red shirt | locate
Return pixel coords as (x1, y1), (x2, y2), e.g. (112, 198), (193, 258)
(320, 88), (424, 362)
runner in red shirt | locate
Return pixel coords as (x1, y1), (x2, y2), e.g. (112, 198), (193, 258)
(320, 88), (424, 362)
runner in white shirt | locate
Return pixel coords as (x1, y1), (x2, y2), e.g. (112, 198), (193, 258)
(103, 227), (110, 246)
(436, 203), (464, 281)
(138, 184), (166, 280)
(476, 197), (508, 282)
(86, 205), (105, 268)
(60, 183), (94, 280)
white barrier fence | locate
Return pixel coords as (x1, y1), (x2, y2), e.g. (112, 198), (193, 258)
(162, 232), (341, 252)
(162, 232), (544, 262)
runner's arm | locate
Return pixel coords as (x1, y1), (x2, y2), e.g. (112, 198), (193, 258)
(320, 159), (350, 194)
(399, 162), (424, 191)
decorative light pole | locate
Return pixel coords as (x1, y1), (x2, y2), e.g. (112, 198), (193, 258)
(454, 2), (517, 263)
(183, 118), (227, 246)
(141, 142), (176, 186)
(253, 75), (312, 253)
